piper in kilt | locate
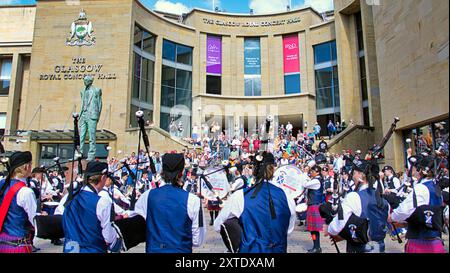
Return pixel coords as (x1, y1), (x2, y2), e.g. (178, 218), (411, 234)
(0, 152), (36, 253)
(303, 165), (325, 253)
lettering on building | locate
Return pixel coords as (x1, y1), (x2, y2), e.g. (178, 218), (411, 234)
(39, 57), (117, 81)
(202, 17), (301, 27)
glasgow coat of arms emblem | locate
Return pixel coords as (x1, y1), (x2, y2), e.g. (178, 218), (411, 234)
(66, 9), (95, 46)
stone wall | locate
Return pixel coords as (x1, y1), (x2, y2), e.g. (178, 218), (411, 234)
(372, 0), (449, 169)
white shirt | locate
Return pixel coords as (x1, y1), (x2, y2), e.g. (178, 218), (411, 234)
(98, 187), (126, 216)
(213, 183), (297, 235)
(81, 186), (119, 246)
(133, 185), (206, 247)
(14, 181), (37, 228)
(230, 177), (245, 192)
(386, 175), (402, 194)
(302, 176), (321, 191)
(391, 179), (436, 223)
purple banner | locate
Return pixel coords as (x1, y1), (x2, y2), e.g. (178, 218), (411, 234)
(206, 35), (222, 74)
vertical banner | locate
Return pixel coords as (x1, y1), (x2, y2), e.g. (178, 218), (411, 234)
(283, 34), (300, 74)
(206, 35), (222, 74)
(244, 38), (261, 75)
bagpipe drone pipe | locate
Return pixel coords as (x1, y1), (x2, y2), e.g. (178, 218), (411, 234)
(319, 117), (401, 246)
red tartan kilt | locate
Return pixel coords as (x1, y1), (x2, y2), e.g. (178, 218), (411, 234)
(207, 200), (221, 211)
(405, 239), (446, 253)
(0, 232), (33, 253)
(306, 205), (324, 232)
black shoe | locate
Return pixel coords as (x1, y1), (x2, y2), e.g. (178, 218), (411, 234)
(307, 247), (322, 253)
(52, 239), (63, 246)
(209, 219), (214, 226)
(298, 221), (304, 227)
(32, 246), (40, 253)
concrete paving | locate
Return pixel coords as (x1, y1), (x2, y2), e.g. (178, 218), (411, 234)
(33, 209), (450, 254)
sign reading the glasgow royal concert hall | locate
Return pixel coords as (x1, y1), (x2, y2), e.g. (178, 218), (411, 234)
(202, 17), (301, 27)
(39, 57), (116, 81)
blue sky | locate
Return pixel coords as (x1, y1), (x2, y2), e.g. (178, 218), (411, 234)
(1, 0), (334, 14)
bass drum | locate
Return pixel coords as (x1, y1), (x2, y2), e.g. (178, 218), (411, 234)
(198, 167), (230, 200)
(35, 215), (64, 240)
(272, 165), (305, 200)
(220, 217), (242, 253)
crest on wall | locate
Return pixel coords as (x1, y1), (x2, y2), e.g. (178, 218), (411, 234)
(66, 9), (96, 47)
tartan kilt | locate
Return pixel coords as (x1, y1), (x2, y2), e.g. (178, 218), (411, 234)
(207, 200), (221, 211)
(306, 204), (325, 232)
(405, 239), (446, 253)
(0, 232), (33, 253)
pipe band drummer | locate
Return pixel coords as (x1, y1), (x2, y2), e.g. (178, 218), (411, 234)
(133, 153), (206, 253)
(213, 152), (296, 253)
(62, 161), (123, 253)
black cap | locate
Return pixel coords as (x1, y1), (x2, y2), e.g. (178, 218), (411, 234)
(162, 153), (185, 181)
(416, 155), (434, 172)
(262, 152), (276, 165)
(322, 166), (329, 172)
(352, 159), (370, 174)
(311, 165), (321, 173)
(382, 165), (394, 172)
(32, 166), (46, 174)
(314, 153), (327, 165)
(8, 151), (32, 174)
(85, 161), (108, 178)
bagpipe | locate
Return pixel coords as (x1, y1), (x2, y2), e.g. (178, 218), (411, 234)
(319, 117), (401, 248)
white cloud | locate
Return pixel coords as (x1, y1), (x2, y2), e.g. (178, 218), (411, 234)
(249, 0), (290, 14)
(153, 0), (190, 15)
(303, 0), (334, 13)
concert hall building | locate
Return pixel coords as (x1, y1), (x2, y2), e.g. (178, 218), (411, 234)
(0, 0), (448, 170)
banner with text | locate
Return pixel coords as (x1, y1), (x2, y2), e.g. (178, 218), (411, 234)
(283, 34), (300, 74)
(206, 35), (222, 74)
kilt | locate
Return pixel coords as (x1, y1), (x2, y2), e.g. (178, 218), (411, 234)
(0, 232), (33, 253)
(207, 200), (221, 211)
(405, 239), (446, 253)
(306, 205), (324, 232)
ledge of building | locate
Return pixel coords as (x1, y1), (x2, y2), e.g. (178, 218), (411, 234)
(135, 0), (196, 32)
(194, 92), (315, 100)
(0, 41), (33, 47)
(125, 125), (193, 149)
(324, 124), (375, 150)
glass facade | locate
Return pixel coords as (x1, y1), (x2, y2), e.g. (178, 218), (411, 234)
(0, 57), (12, 96)
(314, 40), (340, 134)
(284, 74), (301, 94)
(160, 39), (193, 137)
(0, 112), (6, 136)
(244, 38), (261, 96)
(39, 143), (109, 166)
(131, 25), (155, 128)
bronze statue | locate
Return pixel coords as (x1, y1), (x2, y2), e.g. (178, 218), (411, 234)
(78, 75), (102, 161)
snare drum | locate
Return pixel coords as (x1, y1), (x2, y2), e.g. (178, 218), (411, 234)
(42, 201), (59, 216)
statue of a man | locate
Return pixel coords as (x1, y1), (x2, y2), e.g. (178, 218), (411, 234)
(79, 75), (102, 161)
